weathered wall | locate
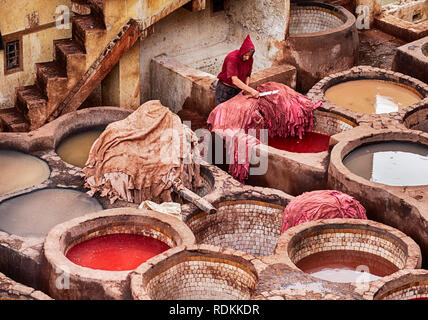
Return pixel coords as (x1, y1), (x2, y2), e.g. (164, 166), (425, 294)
(0, 0), (72, 109)
(139, 0), (230, 103)
(150, 54), (215, 114)
(139, 0), (290, 105)
(226, 0), (290, 66)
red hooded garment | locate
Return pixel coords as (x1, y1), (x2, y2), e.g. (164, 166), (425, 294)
(217, 35), (255, 86)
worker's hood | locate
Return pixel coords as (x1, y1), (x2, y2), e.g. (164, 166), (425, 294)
(238, 34), (255, 57)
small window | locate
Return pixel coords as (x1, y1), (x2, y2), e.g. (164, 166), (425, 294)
(212, 0), (224, 13)
(6, 40), (20, 70)
(3, 37), (22, 74)
(0, 32), (4, 51)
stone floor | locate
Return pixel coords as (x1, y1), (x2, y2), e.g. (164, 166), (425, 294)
(254, 263), (364, 300)
(358, 28), (406, 69)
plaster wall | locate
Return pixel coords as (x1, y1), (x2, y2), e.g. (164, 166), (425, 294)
(139, 0), (290, 104)
(0, 0), (72, 109)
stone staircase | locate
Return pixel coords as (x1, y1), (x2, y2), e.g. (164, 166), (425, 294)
(0, 0), (200, 132)
(0, 0), (106, 132)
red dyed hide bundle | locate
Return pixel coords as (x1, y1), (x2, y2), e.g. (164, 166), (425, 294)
(281, 190), (367, 233)
(207, 81), (322, 182)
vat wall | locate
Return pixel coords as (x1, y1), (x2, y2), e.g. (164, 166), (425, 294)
(284, 3), (359, 93)
(392, 36), (428, 85)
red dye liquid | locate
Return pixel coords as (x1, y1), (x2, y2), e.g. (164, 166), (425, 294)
(409, 298), (428, 300)
(66, 233), (170, 271)
(296, 250), (399, 283)
(268, 132), (330, 153)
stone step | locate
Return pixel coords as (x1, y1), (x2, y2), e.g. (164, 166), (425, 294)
(0, 107), (29, 132)
(72, 14), (106, 49)
(35, 62), (68, 101)
(16, 85), (48, 129)
(54, 38), (86, 65)
(53, 39), (87, 82)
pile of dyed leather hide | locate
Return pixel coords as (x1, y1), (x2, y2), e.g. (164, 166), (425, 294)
(83, 100), (202, 204)
(281, 190), (368, 233)
(207, 81), (322, 182)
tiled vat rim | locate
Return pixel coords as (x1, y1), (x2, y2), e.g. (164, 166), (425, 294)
(402, 101), (428, 131)
(184, 199), (285, 257)
(185, 200), (285, 224)
(306, 66), (428, 126)
(312, 109), (357, 136)
(368, 269), (428, 300)
(275, 219), (422, 272)
(288, 2), (356, 38)
(44, 208), (196, 277)
(332, 128), (428, 192)
(252, 289), (354, 300)
(64, 221), (176, 252)
(289, 6), (344, 34)
(290, 2), (355, 37)
(130, 244), (266, 300)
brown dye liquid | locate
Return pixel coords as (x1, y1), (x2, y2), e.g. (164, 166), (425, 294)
(325, 80), (422, 114)
(0, 188), (102, 237)
(343, 141), (428, 186)
(296, 250), (399, 283)
(56, 129), (104, 168)
(0, 150), (50, 195)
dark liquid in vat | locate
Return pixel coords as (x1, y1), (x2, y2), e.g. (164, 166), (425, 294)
(66, 233), (170, 271)
(0, 150), (50, 195)
(0, 188), (102, 237)
(56, 129), (104, 168)
(296, 250), (399, 283)
(268, 132), (330, 153)
(343, 141), (428, 186)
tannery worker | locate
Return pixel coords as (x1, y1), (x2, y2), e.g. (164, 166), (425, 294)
(215, 34), (259, 105)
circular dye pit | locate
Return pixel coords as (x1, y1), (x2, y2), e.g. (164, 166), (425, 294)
(325, 80), (423, 114)
(185, 200), (285, 256)
(289, 3), (345, 35)
(0, 150), (50, 195)
(43, 208), (195, 299)
(373, 270), (428, 300)
(276, 219), (422, 285)
(131, 245), (258, 300)
(56, 128), (104, 168)
(284, 2), (358, 92)
(66, 233), (170, 271)
(268, 132), (330, 153)
(295, 250), (398, 283)
(0, 188), (102, 237)
(403, 104), (428, 133)
(343, 141), (428, 186)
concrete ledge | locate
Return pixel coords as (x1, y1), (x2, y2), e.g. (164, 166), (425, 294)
(392, 36), (428, 85)
(150, 54), (297, 118)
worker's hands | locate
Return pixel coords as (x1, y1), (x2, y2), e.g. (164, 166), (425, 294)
(249, 88), (260, 99)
